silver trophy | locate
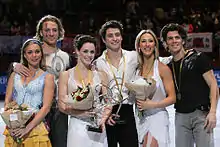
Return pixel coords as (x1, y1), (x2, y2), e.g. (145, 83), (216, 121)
(86, 83), (114, 133)
(106, 78), (128, 124)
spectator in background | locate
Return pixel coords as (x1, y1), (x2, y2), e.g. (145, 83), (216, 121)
(10, 20), (21, 36)
(24, 21), (32, 36)
(141, 15), (155, 31)
(0, 16), (11, 35)
(181, 16), (194, 33)
(152, 7), (167, 36)
(126, 0), (139, 16)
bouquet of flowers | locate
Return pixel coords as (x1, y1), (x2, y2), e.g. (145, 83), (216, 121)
(125, 76), (157, 117)
(63, 83), (94, 110)
(125, 76), (157, 100)
(0, 101), (35, 143)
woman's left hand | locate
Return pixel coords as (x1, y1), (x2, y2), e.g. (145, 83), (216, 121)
(136, 99), (155, 110)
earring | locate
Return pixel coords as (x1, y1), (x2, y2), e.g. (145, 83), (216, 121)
(138, 48), (141, 52)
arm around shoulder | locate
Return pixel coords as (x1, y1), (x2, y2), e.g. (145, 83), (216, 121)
(13, 62), (31, 77)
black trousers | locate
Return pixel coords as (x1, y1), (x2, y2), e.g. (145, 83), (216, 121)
(47, 105), (68, 147)
(105, 104), (139, 147)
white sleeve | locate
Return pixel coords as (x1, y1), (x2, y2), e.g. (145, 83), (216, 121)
(159, 56), (173, 65)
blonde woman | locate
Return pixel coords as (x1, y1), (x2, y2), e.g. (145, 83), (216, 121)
(134, 30), (176, 147)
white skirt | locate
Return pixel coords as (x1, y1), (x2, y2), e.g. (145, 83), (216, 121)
(67, 117), (108, 147)
(135, 110), (170, 147)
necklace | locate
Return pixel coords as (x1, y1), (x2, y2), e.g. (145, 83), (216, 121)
(75, 65), (92, 88)
(142, 59), (155, 78)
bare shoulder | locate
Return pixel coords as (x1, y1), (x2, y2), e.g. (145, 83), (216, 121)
(45, 73), (54, 79)
(44, 73), (55, 83)
(158, 61), (170, 71)
(8, 72), (16, 81)
(158, 61), (172, 76)
(10, 72), (16, 77)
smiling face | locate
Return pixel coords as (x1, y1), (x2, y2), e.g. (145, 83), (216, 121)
(166, 31), (184, 54)
(77, 42), (96, 67)
(139, 33), (156, 58)
(24, 43), (42, 68)
(103, 28), (122, 52)
(40, 21), (59, 46)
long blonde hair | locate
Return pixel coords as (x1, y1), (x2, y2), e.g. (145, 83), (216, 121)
(135, 29), (159, 68)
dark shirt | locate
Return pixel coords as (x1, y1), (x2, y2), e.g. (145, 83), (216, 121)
(168, 49), (212, 113)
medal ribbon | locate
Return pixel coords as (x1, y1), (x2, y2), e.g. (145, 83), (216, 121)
(171, 50), (190, 98)
(105, 52), (126, 100)
(172, 58), (184, 95)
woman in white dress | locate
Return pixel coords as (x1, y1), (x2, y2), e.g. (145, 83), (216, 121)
(58, 34), (107, 147)
(134, 29), (176, 147)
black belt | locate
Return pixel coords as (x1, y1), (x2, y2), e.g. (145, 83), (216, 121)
(176, 104), (210, 113)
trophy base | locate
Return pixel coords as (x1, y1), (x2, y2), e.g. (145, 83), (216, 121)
(86, 125), (102, 133)
(112, 116), (126, 125)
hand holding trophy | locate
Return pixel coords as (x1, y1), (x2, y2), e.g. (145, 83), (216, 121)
(63, 83), (103, 133)
(86, 83), (114, 133)
(107, 78), (129, 125)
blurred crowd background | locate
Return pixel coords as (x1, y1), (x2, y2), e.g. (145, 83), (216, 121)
(1, 0), (220, 98)
(1, 0), (220, 51)
(1, 0), (220, 36)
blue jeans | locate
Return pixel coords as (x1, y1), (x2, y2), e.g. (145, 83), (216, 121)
(175, 109), (214, 147)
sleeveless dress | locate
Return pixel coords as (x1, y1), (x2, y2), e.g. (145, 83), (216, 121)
(134, 60), (170, 147)
(4, 72), (52, 147)
(67, 68), (107, 147)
